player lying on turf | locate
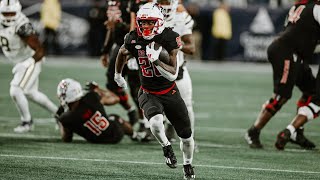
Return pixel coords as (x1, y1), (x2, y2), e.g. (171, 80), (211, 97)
(55, 78), (134, 144)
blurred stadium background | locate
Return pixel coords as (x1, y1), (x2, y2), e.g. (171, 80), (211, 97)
(16, 0), (320, 62)
(1, 0), (320, 179)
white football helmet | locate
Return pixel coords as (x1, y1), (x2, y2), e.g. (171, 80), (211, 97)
(154, 0), (178, 21)
(57, 78), (83, 106)
(0, 0), (22, 26)
(136, 2), (165, 40)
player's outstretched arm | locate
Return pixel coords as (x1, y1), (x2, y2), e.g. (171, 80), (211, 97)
(59, 122), (73, 143)
(114, 45), (131, 88)
(97, 88), (120, 106)
(181, 34), (195, 55)
(22, 33), (45, 62)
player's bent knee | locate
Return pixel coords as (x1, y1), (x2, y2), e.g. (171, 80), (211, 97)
(9, 86), (23, 98)
(176, 127), (192, 139)
(145, 106), (162, 120)
(149, 114), (163, 125)
(298, 102), (320, 120)
(264, 96), (288, 115)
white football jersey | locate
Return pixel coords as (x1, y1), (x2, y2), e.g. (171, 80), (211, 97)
(0, 13), (34, 63)
(165, 11), (194, 67)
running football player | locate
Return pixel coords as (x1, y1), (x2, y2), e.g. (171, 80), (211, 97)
(114, 3), (195, 179)
(246, 0), (319, 150)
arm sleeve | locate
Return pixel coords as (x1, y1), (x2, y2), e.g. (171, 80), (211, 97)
(155, 58), (179, 81)
(163, 30), (181, 53)
(180, 13), (194, 36)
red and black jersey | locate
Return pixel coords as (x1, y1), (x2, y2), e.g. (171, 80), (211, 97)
(124, 28), (180, 92)
(276, 3), (320, 63)
(58, 92), (119, 143)
(106, 0), (131, 46)
(129, 0), (150, 14)
(295, 0), (315, 5)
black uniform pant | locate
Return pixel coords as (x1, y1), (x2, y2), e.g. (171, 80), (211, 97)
(267, 41), (316, 99)
(138, 85), (192, 139)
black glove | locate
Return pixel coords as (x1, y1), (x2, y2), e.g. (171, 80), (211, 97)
(55, 106), (65, 119)
(85, 81), (99, 91)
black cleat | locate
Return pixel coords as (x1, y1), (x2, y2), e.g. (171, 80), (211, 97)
(162, 145), (177, 168)
(275, 129), (291, 150)
(290, 128), (316, 150)
(183, 164), (195, 180)
(127, 109), (138, 126)
(245, 126), (263, 149)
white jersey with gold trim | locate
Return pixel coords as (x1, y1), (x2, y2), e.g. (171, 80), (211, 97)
(165, 11), (194, 67)
(0, 13), (34, 63)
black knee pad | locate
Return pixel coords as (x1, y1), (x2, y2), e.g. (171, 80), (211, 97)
(265, 95), (288, 115)
(176, 127), (192, 139)
(144, 106), (162, 120)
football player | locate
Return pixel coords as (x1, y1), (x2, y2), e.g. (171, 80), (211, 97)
(56, 78), (134, 144)
(100, 0), (140, 126)
(245, 0), (320, 150)
(0, 0), (58, 133)
(155, 0), (197, 147)
(114, 3), (195, 179)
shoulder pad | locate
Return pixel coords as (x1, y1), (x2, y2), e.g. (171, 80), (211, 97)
(124, 31), (137, 45)
(183, 12), (194, 29)
(15, 13), (30, 30)
(17, 23), (36, 38)
(162, 28), (179, 39)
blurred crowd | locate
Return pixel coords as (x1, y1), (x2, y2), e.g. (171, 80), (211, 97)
(15, 0), (299, 60)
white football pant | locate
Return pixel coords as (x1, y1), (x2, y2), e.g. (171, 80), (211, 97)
(175, 66), (195, 136)
(10, 61), (58, 122)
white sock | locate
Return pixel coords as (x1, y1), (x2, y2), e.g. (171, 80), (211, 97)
(27, 91), (58, 114)
(180, 136), (194, 165)
(287, 124), (297, 141)
(149, 114), (170, 147)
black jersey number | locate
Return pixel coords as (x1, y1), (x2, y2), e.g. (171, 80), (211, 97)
(138, 57), (161, 77)
(288, 5), (305, 24)
(0, 36), (11, 51)
(83, 111), (110, 136)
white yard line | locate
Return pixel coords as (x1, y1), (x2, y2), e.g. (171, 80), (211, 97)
(0, 154), (319, 174)
(0, 116), (319, 136)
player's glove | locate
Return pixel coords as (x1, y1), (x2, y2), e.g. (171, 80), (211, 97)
(127, 57), (139, 70)
(146, 41), (162, 63)
(114, 72), (127, 89)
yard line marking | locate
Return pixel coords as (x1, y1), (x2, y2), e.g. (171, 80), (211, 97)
(0, 133), (84, 140)
(0, 132), (316, 153)
(0, 114), (319, 136)
(0, 154), (319, 174)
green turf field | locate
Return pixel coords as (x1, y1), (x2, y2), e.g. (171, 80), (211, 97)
(0, 57), (319, 180)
